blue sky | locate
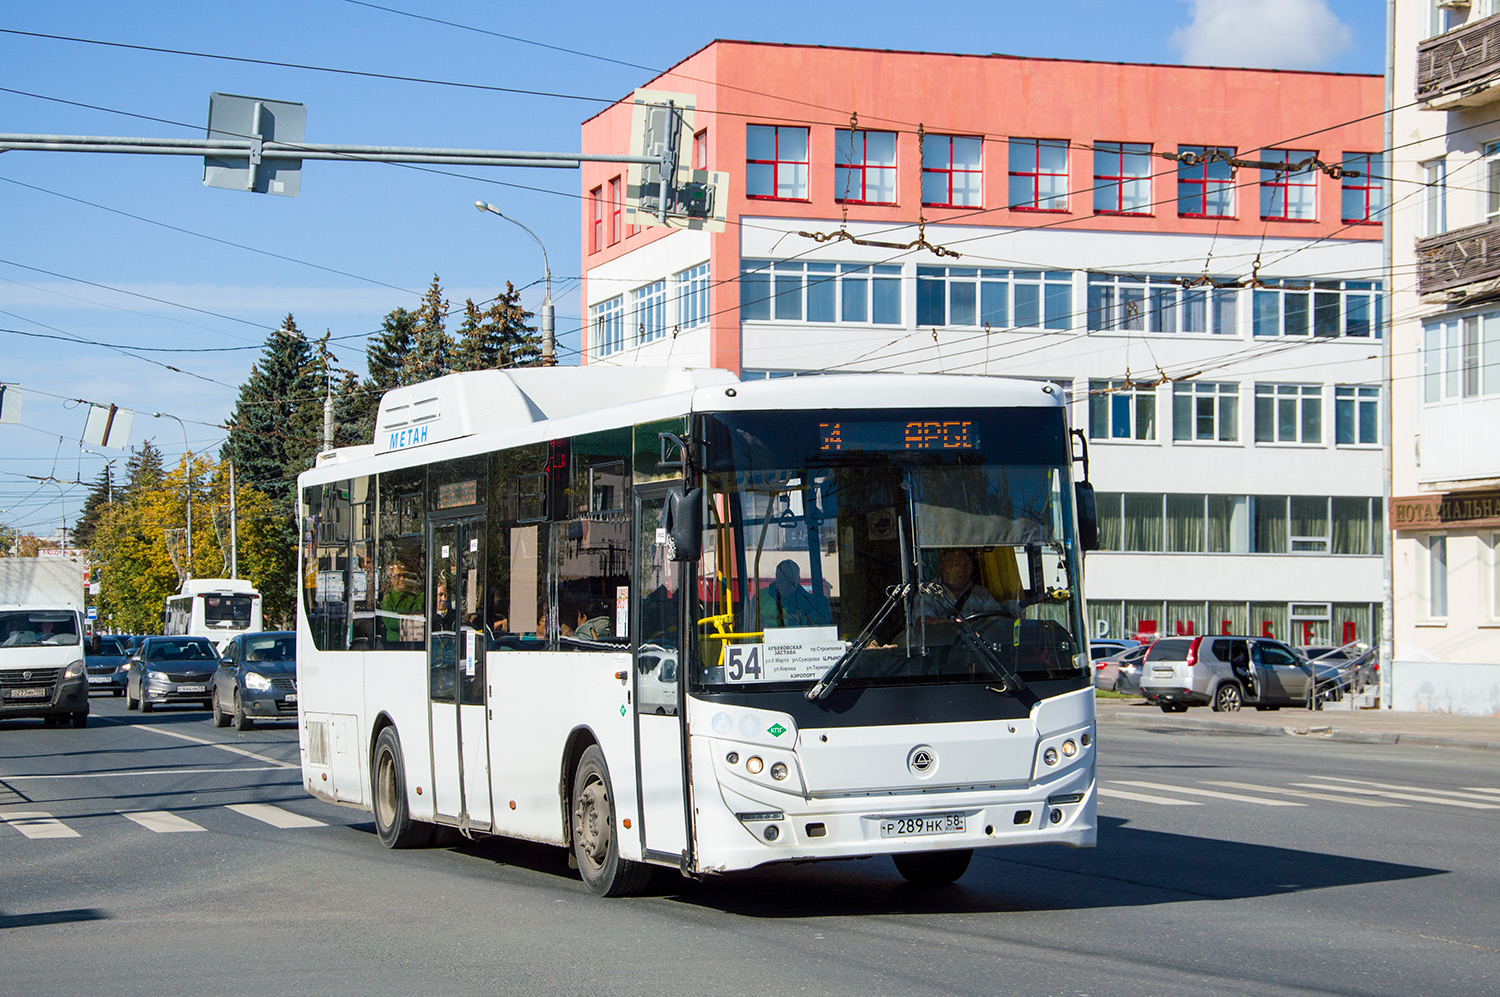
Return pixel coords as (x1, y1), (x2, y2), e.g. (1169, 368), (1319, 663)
(0, 0), (1385, 538)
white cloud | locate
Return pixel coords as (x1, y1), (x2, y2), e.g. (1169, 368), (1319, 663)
(1170, 0), (1354, 70)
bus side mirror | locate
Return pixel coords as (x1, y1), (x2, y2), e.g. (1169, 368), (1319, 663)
(1074, 481), (1100, 552)
(663, 488), (703, 563)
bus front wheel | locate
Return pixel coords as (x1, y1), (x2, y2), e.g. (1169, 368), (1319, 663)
(372, 727), (431, 849)
(571, 745), (652, 897)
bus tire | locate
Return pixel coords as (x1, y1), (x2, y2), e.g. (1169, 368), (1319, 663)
(893, 848), (973, 886)
(372, 727), (431, 849)
(571, 745), (651, 897)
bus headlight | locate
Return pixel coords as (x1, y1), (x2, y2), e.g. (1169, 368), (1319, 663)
(1043, 748), (1059, 766)
(1061, 740), (1078, 758)
(769, 762), (788, 781)
(745, 756), (764, 775)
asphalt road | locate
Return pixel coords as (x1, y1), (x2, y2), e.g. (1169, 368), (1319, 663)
(0, 696), (1495, 996)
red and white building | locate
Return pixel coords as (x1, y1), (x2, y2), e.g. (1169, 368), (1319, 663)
(580, 41), (1385, 648)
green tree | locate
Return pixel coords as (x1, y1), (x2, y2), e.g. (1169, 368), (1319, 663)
(71, 465), (116, 549)
(400, 275), (454, 384)
(452, 282), (540, 371)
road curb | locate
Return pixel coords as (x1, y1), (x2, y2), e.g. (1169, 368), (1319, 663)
(1097, 710), (1500, 751)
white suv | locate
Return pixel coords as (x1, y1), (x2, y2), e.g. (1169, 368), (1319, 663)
(1138, 635), (1315, 713)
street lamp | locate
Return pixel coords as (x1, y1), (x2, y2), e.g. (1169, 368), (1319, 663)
(474, 200), (556, 365)
(152, 411), (192, 583)
(82, 448), (117, 505)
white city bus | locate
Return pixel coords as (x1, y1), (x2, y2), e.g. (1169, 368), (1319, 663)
(296, 367), (1099, 895)
(164, 578), (263, 642)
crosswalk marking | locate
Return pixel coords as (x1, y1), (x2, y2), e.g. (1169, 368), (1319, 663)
(1204, 781), (1406, 808)
(226, 803), (326, 829)
(120, 810), (206, 833)
(1111, 780), (1304, 806)
(1, 811), (80, 839)
(1292, 784), (1500, 810)
(1314, 776), (1500, 805)
(1098, 787), (1201, 806)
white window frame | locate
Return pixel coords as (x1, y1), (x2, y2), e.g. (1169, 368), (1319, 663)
(1172, 382), (1240, 443)
(1423, 534), (1449, 621)
(1254, 383), (1323, 445)
(1334, 385), (1380, 446)
(1488, 533), (1500, 623)
(590, 295), (625, 357)
(675, 262), (709, 329)
(1088, 273), (1238, 336)
(1088, 380), (1158, 443)
(739, 259), (902, 326)
(631, 280), (668, 345)
(1422, 158), (1447, 238)
(1252, 279), (1382, 339)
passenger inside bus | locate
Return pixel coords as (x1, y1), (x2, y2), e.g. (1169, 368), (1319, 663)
(379, 559), (424, 645)
(754, 559), (832, 629)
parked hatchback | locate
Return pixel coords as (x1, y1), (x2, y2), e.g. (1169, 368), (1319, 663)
(211, 631), (297, 730)
(1139, 635), (1317, 712)
(125, 637), (219, 712)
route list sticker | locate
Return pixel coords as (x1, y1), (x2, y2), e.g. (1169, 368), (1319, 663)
(724, 626), (844, 683)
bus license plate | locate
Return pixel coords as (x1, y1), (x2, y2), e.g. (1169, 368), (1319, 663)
(177, 684), (206, 693)
(9, 688), (47, 699)
(879, 813), (964, 838)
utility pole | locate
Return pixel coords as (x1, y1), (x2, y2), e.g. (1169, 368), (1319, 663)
(228, 460), (238, 580)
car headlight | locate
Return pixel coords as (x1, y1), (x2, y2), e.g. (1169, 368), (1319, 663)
(244, 671), (272, 692)
(148, 670), (170, 684)
(63, 659), (86, 680)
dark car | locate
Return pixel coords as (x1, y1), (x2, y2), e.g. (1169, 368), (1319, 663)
(1300, 643), (1377, 693)
(1094, 643), (1149, 694)
(211, 631), (298, 730)
(125, 636), (219, 712)
(85, 634), (129, 696)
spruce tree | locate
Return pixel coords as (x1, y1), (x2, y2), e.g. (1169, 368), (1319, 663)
(452, 283), (541, 370)
(400, 275), (455, 384)
(71, 466), (116, 548)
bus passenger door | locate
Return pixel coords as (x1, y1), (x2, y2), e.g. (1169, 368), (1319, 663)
(428, 518), (493, 833)
(633, 485), (688, 864)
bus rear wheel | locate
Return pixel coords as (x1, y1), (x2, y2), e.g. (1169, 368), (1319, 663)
(893, 848), (973, 886)
(571, 745), (652, 897)
(372, 727), (431, 849)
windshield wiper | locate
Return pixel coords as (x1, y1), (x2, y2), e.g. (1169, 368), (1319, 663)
(920, 583), (1032, 698)
(805, 581), (911, 701)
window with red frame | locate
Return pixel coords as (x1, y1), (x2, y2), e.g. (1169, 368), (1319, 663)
(608, 176), (621, 245)
(746, 125), (809, 200)
(1008, 138), (1068, 211)
(834, 129), (897, 204)
(1176, 145), (1236, 219)
(1093, 142), (1153, 215)
(1260, 149), (1317, 221)
(589, 186), (603, 253)
(1341, 153), (1385, 224)
(922, 134), (982, 207)
(693, 129), (708, 170)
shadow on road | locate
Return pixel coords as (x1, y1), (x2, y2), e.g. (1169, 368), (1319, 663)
(0, 907), (109, 930)
(433, 815), (1444, 916)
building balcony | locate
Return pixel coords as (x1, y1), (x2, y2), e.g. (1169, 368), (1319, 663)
(1417, 13), (1500, 108)
(1416, 220), (1500, 298)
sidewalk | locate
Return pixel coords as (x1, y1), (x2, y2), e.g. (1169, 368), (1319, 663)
(1096, 697), (1500, 751)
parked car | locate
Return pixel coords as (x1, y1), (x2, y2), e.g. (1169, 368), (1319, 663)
(1300, 643), (1377, 693)
(1139, 635), (1325, 713)
(85, 634), (130, 696)
(1094, 643), (1149, 694)
(125, 636), (219, 712)
(211, 631), (297, 730)
(1089, 638), (1139, 661)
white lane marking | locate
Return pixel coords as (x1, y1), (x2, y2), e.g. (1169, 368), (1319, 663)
(1314, 776), (1500, 804)
(96, 715), (297, 769)
(1293, 784), (1500, 810)
(1098, 787), (1201, 806)
(1113, 780), (1304, 806)
(1465, 787), (1500, 796)
(1, 811), (80, 839)
(120, 810), (205, 833)
(1204, 781), (1406, 808)
(226, 803), (326, 829)
(0, 766), (289, 781)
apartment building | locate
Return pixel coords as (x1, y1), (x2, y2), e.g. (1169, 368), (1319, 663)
(580, 41), (1385, 647)
(1390, 1), (1500, 715)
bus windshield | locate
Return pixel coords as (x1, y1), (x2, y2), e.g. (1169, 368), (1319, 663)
(203, 594), (254, 629)
(691, 407), (1085, 695)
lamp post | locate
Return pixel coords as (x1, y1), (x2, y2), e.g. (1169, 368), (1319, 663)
(474, 200), (555, 365)
(152, 411), (192, 583)
(82, 448), (116, 505)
